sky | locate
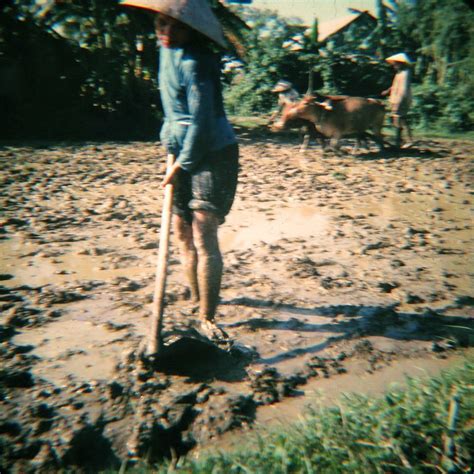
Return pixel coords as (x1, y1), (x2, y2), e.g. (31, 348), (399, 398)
(249, 0), (377, 24)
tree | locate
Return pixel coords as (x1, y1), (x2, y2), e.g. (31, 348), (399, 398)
(396, 0), (474, 130)
(1, 0), (249, 138)
(223, 9), (304, 115)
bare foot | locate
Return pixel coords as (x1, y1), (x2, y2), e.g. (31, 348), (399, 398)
(200, 319), (229, 341)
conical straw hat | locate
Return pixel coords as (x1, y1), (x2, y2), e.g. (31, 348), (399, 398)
(120, 0), (226, 48)
(271, 80), (293, 93)
(385, 52), (412, 64)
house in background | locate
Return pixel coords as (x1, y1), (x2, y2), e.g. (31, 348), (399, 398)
(284, 9), (378, 53)
(282, 8), (389, 97)
(318, 9), (377, 52)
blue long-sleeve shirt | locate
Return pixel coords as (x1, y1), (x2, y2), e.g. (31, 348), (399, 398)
(159, 44), (236, 172)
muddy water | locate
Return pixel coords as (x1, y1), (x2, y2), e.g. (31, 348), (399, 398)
(258, 350), (473, 424)
(12, 319), (125, 384)
(9, 289), (143, 384)
(223, 190), (472, 296)
(1, 138), (473, 470)
(221, 204), (330, 250)
(0, 234), (150, 287)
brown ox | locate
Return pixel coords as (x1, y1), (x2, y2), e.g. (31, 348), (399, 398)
(269, 104), (327, 152)
(274, 95), (385, 152)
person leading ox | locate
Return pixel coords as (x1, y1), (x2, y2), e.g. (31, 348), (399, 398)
(381, 52), (414, 149)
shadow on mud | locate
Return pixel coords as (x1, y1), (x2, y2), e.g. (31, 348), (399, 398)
(61, 419), (121, 472)
(235, 129), (447, 161)
(223, 297), (474, 364)
(146, 329), (255, 382)
(356, 145), (443, 160)
(151, 340), (251, 382)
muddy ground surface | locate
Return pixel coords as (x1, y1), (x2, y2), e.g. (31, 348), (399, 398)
(1, 132), (473, 471)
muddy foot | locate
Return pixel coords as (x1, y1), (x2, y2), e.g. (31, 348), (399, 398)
(199, 319), (229, 342)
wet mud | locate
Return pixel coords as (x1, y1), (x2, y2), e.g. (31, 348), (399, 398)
(1, 135), (473, 471)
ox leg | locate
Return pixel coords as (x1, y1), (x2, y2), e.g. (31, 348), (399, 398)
(376, 135), (385, 152)
(330, 137), (343, 155)
(314, 128), (327, 151)
(351, 137), (362, 154)
(299, 133), (310, 153)
(361, 133), (370, 149)
(372, 131), (384, 152)
(371, 127), (385, 152)
(319, 137), (328, 156)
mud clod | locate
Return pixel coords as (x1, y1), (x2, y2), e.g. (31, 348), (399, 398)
(0, 368), (35, 388)
(62, 423), (121, 471)
(249, 367), (281, 405)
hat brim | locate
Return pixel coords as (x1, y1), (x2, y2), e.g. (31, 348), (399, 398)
(385, 53), (412, 64)
(120, 0), (227, 48)
(272, 85), (291, 92)
(386, 59), (409, 64)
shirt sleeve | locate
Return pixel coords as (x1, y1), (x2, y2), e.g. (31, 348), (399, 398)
(176, 56), (215, 172)
(159, 118), (171, 150)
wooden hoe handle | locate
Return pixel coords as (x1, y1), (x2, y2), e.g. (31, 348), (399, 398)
(148, 154), (175, 355)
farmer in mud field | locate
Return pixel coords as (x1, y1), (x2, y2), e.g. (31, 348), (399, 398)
(381, 52), (414, 149)
(121, 0), (238, 340)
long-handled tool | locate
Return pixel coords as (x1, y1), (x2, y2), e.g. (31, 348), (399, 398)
(147, 153), (175, 356)
(141, 154), (237, 372)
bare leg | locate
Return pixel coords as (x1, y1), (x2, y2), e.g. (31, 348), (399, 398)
(192, 210), (222, 323)
(393, 114), (402, 148)
(173, 214), (199, 302)
(401, 118), (413, 143)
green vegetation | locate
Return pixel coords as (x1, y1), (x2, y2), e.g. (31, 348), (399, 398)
(224, 0), (474, 134)
(398, 0), (474, 132)
(415, 130), (474, 141)
(1, 0), (473, 139)
(137, 360), (474, 473)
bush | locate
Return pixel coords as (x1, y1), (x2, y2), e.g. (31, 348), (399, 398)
(412, 82), (474, 132)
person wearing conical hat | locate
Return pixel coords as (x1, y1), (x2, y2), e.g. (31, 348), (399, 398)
(381, 52), (414, 148)
(121, 0), (238, 340)
(271, 80), (300, 106)
(269, 80), (300, 123)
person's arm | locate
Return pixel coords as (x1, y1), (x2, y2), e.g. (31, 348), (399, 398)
(159, 118), (171, 151)
(161, 160), (181, 187)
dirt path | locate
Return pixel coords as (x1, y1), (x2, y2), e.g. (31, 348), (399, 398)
(1, 135), (473, 471)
